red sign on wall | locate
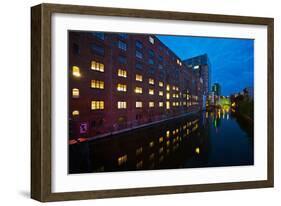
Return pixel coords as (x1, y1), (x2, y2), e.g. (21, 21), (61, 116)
(79, 122), (88, 134)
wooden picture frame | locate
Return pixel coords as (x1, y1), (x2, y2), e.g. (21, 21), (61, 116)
(31, 3), (274, 202)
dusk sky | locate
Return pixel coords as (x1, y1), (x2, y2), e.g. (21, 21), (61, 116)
(157, 35), (254, 96)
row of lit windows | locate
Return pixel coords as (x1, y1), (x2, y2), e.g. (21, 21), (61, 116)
(72, 87), (181, 98)
(112, 101), (182, 109)
(72, 90), (184, 105)
(72, 100), (194, 117)
(115, 124), (200, 168)
(72, 63), (104, 77)
(72, 65), (178, 91)
(72, 86), (179, 98)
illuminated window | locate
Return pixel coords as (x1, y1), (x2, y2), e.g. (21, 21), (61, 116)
(172, 102), (176, 106)
(136, 147), (143, 155)
(149, 36), (154, 44)
(166, 84), (170, 91)
(136, 161), (143, 169)
(172, 86), (176, 91)
(149, 141), (154, 147)
(173, 94), (176, 98)
(149, 89), (154, 95)
(136, 101), (143, 108)
(117, 155), (127, 166)
(118, 69), (127, 77)
(194, 65), (199, 69)
(117, 84), (127, 92)
(166, 101), (170, 109)
(91, 101), (104, 110)
(195, 147), (200, 155)
(117, 101), (127, 109)
(166, 93), (170, 100)
(159, 81), (164, 87)
(72, 66), (81, 77)
(159, 91), (163, 96)
(176, 87), (179, 91)
(176, 59), (182, 66)
(149, 78), (154, 85)
(135, 74), (143, 82)
(149, 101), (154, 108)
(159, 102), (164, 107)
(159, 147), (164, 154)
(135, 87), (143, 94)
(72, 88), (79, 98)
(166, 141), (170, 147)
(72, 110), (79, 116)
(166, 130), (170, 138)
(149, 153), (155, 160)
(91, 80), (104, 89)
(159, 137), (164, 143)
(91, 61), (104, 72)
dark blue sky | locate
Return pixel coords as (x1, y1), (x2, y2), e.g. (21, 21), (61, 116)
(157, 35), (254, 96)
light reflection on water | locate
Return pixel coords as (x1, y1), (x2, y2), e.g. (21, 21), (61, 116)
(69, 110), (253, 174)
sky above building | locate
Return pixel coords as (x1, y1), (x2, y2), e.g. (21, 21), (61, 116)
(157, 35), (254, 96)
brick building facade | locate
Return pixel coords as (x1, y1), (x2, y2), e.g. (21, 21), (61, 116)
(69, 31), (207, 140)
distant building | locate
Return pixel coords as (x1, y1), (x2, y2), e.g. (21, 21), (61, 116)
(212, 83), (221, 96)
(183, 54), (212, 96)
(68, 32), (207, 140)
(244, 87), (254, 99)
(183, 54), (211, 110)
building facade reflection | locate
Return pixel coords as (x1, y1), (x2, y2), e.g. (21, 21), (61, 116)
(69, 110), (253, 174)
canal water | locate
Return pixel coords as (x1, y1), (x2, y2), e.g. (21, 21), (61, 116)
(69, 110), (254, 174)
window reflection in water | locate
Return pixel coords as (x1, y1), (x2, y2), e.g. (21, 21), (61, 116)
(69, 110), (253, 174)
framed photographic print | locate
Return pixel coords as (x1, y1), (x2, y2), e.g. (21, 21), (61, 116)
(31, 3), (274, 202)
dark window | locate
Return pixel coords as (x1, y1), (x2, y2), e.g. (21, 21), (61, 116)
(148, 67), (155, 74)
(118, 33), (128, 39)
(136, 50), (143, 59)
(175, 71), (179, 79)
(158, 55), (163, 62)
(72, 43), (80, 54)
(118, 41), (127, 51)
(91, 43), (104, 55)
(136, 40), (143, 49)
(118, 56), (127, 64)
(159, 45), (163, 51)
(136, 114), (142, 120)
(148, 58), (154, 65)
(136, 62), (142, 70)
(149, 49), (154, 57)
(99, 118), (104, 126)
(93, 32), (105, 40)
(158, 64), (163, 70)
(91, 120), (96, 128)
(159, 71), (165, 79)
